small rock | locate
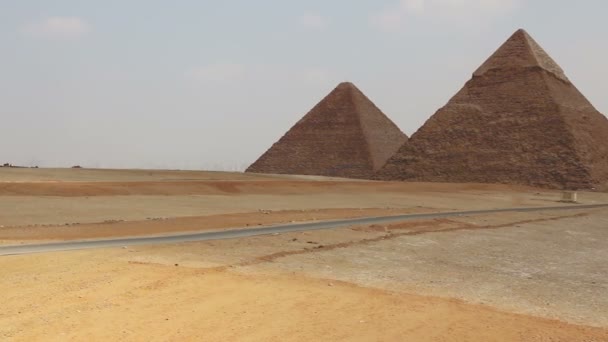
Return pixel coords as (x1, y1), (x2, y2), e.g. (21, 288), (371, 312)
(328, 283), (334, 287)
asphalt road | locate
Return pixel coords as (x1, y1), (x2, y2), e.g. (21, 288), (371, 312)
(1, 204), (606, 256)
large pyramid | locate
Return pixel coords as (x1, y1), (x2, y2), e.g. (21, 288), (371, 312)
(378, 29), (608, 190)
(247, 82), (408, 179)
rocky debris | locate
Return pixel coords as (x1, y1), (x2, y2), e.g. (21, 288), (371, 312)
(146, 217), (170, 221)
(102, 219), (125, 224)
(246, 82), (407, 179)
(377, 29), (608, 190)
(1, 163), (36, 168)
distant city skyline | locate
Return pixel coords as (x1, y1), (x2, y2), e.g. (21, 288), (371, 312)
(1, 1), (607, 170)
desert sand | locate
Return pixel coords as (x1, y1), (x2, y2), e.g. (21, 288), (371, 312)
(1, 168), (607, 341)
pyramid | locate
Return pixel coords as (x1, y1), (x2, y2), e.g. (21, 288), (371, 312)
(247, 82), (408, 179)
(378, 29), (608, 190)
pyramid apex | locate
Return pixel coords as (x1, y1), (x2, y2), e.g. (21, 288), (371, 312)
(336, 81), (357, 90)
(511, 28), (537, 42)
(474, 29), (569, 82)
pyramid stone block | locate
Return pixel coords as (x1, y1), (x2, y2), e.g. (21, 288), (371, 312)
(247, 82), (408, 179)
(378, 29), (608, 190)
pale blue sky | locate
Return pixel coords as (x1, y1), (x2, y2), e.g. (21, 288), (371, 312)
(1, 1), (607, 169)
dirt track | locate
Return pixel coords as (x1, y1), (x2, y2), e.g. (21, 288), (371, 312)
(0, 208), (418, 242)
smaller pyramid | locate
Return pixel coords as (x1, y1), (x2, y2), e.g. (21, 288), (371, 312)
(247, 82), (408, 179)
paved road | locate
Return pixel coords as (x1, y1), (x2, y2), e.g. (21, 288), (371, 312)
(1, 204), (606, 256)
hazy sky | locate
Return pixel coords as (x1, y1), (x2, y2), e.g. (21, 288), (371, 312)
(1, 1), (607, 170)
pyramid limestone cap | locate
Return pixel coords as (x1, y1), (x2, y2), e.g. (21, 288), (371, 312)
(474, 29), (569, 82)
(333, 81), (360, 94)
(323, 81), (370, 107)
(337, 81), (356, 88)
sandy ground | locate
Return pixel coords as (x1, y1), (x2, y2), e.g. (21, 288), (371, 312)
(1, 168), (608, 341)
(2, 168), (606, 229)
(0, 168), (283, 182)
(246, 209), (608, 327)
(2, 209), (608, 341)
(5, 262), (604, 342)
